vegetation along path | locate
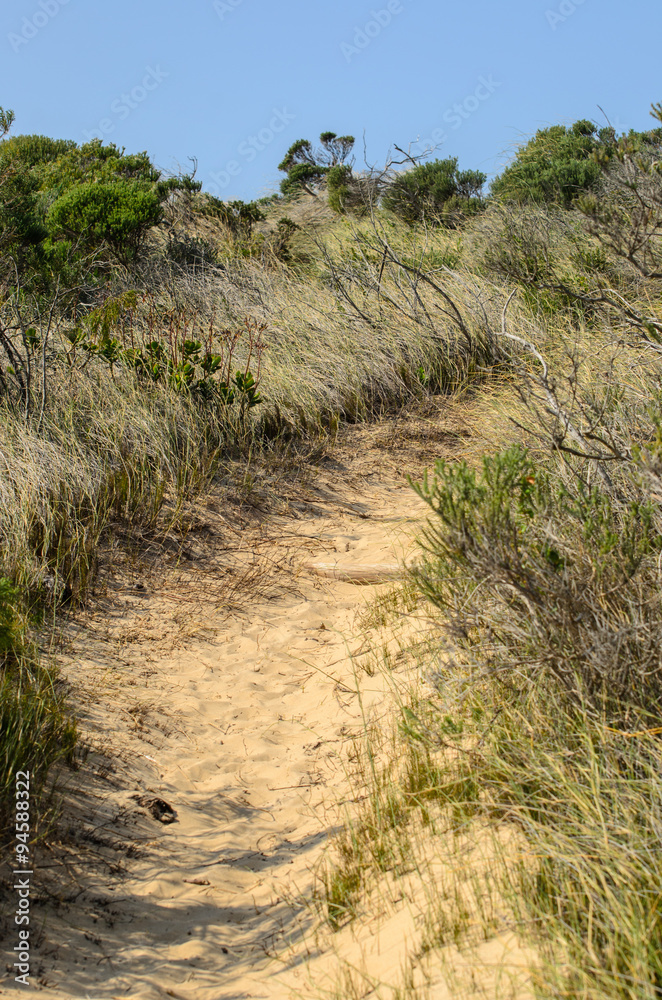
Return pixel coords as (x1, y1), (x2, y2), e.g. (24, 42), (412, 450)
(8, 407), (493, 1000)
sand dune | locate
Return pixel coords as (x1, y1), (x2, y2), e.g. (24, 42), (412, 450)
(4, 410), (534, 999)
(6, 423), (431, 999)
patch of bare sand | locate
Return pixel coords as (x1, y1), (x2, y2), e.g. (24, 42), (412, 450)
(1, 402), (534, 1000)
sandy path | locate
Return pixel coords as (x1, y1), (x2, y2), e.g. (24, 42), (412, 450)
(3, 420), (444, 1000)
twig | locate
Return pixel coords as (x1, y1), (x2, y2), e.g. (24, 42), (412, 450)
(498, 289), (615, 491)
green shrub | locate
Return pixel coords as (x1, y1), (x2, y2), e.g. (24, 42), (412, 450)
(46, 180), (162, 262)
(491, 120), (605, 207)
(39, 138), (160, 193)
(0, 133), (76, 173)
(383, 157), (486, 226)
(0, 136), (158, 257)
(279, 161), (327, 198)
(278, 131), (355, 197)
(413, 445), (662, 722)
(267, 216), (301, 262)
(326, 164), (372, 215)
(492, 117), (662, 210)
(166, 233), (218, 268)
(0, 134), (76, 261)
(199, 195), (265, 238)
(0, 135), (183, 289)
(69, 301), (265, 408)
(327, 164), (352, 213)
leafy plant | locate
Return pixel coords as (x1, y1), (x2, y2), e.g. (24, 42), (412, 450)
(413, 445), (662, 721)
(488, 119), (662, 209)
(268, 215), (300, 262)
(70, 303), (266, 409)
(165, 233), (218, 269)
(202, 196), (266, 238)
(39, 138), (161, 192)
(0, 134), (196, 289)
(46, 180), (162, 262)
(278, 131), (355, 197)
(383, 157), (486, 226)
(326, 164), (373, 215)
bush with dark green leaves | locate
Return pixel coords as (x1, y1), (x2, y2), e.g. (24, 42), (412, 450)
(278, 131), (355, 197)
(383, 157), (486, 226)
(326, 164), (375, 215)
(0, 128), (194, 286)
(0, 133), (77, 279)
(201, 196), (265, 237)
(491, 120), (604, 208)
(327, 165), (353, 213)
(165, 233), (218, 269)
(39, 139), (160, 191)
(46, 180), (162, 262)
(490, 119), (662, 208)
(268, 216), (301, 262)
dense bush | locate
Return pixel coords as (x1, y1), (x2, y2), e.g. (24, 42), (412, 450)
(201, 196), (265, 237)
(326, 165), (377, 215)
(382, 157), (486, 226)
(278, 131), (355, 196)
(46, 180), (162, 262)
(165, 233), (219, 269)
(491, 119), (605, 207)
(39, 139), (160, 191)
(0, 129), (193, 287)
(0, 134), (78, 278)
(326, 164), (353, 213)
(491, 117), (662, 208)
(414, 444), (662, 722)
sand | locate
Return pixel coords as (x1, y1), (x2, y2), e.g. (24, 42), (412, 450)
(1, 409), (534, 999)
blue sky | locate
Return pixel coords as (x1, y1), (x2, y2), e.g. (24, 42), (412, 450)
(1, 0), (659, 200)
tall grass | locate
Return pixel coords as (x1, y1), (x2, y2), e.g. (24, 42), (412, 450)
(314, 190), (662, 996)
(0, 198), (505, 845)
(0, 581), (76, 839)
